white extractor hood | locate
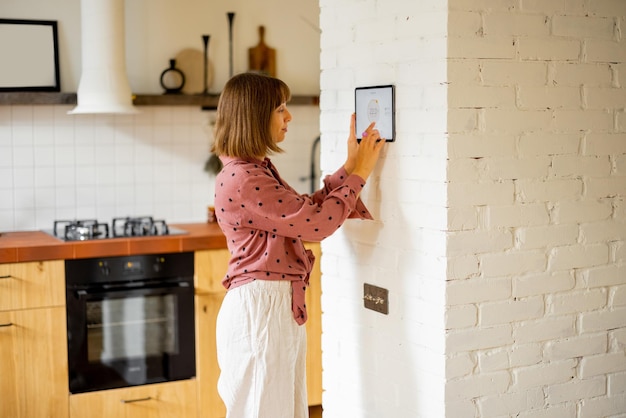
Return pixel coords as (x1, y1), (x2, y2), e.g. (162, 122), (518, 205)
(68, 0), (138, 115)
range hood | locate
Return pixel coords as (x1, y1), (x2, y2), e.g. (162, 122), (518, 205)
(68, 0), (138, 115)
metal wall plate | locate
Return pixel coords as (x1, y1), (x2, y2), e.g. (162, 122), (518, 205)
(363, 283), (389, 315)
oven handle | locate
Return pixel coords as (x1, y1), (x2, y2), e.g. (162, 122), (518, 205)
(74, 280), (191, 297)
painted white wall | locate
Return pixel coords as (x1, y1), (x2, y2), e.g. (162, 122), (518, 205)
(1, 0), (320, 94)
(320, 0), (626, 417)
(0, 0), (321, 231)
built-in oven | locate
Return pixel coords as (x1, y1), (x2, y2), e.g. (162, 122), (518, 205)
(65, 252), (195, 394)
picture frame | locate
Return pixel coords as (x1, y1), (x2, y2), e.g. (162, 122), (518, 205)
(0, 18), (60, 92)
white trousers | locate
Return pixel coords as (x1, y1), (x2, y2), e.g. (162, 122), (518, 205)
(216, 280), (308, 418)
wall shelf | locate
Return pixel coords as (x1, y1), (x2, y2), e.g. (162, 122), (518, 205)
(0, 92), (78, 105)
(0, 92), (320, 109)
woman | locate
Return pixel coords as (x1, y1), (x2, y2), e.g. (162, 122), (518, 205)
(212, 72), (385, 418)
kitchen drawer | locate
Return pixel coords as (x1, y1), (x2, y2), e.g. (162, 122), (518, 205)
(0, 260), (65, 311)
(69, 379), (198, 418)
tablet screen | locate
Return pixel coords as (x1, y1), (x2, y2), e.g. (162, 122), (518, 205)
(355, 85), (395, 142)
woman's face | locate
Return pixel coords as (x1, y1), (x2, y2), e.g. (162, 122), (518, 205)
(270, 102), (291, 143)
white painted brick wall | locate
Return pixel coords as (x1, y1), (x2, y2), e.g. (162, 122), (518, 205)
(321, 0), (625, 417)
(444, 0), (626, 417)
(320, 0), (448, 416)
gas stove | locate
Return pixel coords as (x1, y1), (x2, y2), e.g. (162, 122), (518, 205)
(45, 217), (187, 241)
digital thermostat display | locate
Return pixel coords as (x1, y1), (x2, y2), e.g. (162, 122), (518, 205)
(355, 84), (395, 142)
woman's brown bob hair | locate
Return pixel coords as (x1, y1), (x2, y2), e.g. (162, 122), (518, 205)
(211, 72), (291, 158)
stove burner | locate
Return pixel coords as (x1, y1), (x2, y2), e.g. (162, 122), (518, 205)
(54, 220), (109, 241)
(48, 217), (181, 241)
(112, 216), (170, 238)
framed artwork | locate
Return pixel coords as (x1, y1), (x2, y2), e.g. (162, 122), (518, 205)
(0, 18), (60, 92)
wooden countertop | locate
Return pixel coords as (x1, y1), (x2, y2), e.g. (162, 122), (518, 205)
(0, 223), (227, 264)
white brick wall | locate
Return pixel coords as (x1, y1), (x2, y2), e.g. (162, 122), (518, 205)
(321, 0), (626, 417)
(446, 0), (626, 417)
(320, 0), (448, 416)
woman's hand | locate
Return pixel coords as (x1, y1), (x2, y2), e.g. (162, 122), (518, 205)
(344, 113), (359, 174)
(344, 114), (385, 181)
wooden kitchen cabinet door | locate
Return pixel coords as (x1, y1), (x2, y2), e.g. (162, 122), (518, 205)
(304, 242), (322, 406)
(0, 260), (65, 311)
(0, 306), (69, 418)
(69, 380), (197, 418)
(195, 292), (227, 418)
(194, 249), (230, 294)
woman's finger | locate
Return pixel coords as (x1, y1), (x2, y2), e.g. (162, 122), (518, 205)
(350, 113), (357, 137)
(364, 129), (381, 143)
(361, 122), (376, 138)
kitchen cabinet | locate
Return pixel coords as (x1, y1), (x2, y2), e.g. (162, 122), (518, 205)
(69, 380), (197, 418)
(196, 292), (227, 418)
(0, 260), (65, 310)
(0, 227), (322, 417)
(0, 260), (69, 418)
(304, 242), (323, 406)
(195, 248), (229, 418)
(194, 244), (322, 418)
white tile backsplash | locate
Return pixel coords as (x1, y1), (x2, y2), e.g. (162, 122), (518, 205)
(34, 167), (56, 189)
(0, 169), (13, 189)
(34, 145), (56, 166)
(35, 187), (56, 208)
(0, 194), (13, 210)
(55, 186), (76, 208)
(13, 167), (34, 188)
(55, 166), (76, 187)
(34, 124), (56, 146)
(0, 104), (320, 232)
(13, 146), (34, 167)
(0, 147), (11, 166)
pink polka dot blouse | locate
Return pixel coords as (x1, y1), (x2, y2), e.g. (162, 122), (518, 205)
(214, 156), (373, 325)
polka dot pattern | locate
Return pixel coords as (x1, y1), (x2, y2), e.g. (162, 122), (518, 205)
(213, 156), (374, 324)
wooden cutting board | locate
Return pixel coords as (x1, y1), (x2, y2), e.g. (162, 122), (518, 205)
(175, 48), (213, 94)
(248, 25), (276, 77)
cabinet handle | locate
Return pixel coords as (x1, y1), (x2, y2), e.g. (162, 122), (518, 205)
(120, 396), (152, 404)
(0, 275), (11, 279)
(0, 323), (13, 328)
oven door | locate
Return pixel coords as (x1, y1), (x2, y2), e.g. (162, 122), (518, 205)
(66, 279), (195, 394)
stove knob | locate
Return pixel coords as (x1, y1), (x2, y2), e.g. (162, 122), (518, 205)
(153, 257), (164, 273)
(99, 262), (110, 276)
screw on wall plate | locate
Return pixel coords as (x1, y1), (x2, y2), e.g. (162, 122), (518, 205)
(363, 283), (389, 315)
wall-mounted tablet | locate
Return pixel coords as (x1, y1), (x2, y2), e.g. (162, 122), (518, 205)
(355, 84), (395, 142)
